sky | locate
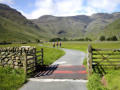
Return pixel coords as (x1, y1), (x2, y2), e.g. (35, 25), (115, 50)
(0, 0), (120, 19)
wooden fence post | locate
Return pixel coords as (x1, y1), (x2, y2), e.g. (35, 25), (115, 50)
(87, 44), (92, 76)
(41, 48), (44, 65)
(34, 48), (37, 70)
(23, 52), (27, 77)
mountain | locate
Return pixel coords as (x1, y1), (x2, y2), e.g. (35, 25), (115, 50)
(32, 15), (92, 39)
(0, 3), (120, 41)
(85, 13), (120, 40)
(32, 13), (120, 40)
(99, 18), (120, 40)
(0, 3), (48, 42)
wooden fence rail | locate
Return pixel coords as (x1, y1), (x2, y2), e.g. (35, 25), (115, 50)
(0, 46), (44, 76)
(87, 45), (120, 76)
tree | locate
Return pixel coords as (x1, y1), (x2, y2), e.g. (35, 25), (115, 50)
(99, 36), (105, 41)
(28, 40), (31, 43)
(36, 39), (40, 43)
(63, 37), (68, 41)
(85, 37), (92, 41)
(112, 36), (118, 41)
(106, 36), (118, 41)
(49, 38), (62, 42)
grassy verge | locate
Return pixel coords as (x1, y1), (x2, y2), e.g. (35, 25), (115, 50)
(87, 73), (107, 90)
(87, 70), (120, 90)
(0, 67), (26, 90)
(83, 58), (87, 67)
(0, 43), (65, 89)
(36, 46), (65, 65)
(105, 70), (120, 90)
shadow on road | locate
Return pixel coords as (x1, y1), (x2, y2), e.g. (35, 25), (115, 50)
(34, 64), (59, 77)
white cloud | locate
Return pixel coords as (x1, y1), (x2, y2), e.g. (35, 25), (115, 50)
(21, 0), (120, 19)
(87, 0), (120, 12)
(80, 7), (97, 16)
(23, 0), (84, 19)
(54, 0), (84, 16)
(30, 0), (54, 19)
(0, 0), (14, 5)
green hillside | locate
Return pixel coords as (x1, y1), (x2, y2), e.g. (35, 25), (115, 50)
(0, 16), (45, 42)
(86, 18), (120, 40)
(32, 15), (91, 39)
(0, 3), (49, 42)
(33, 13), (120, 40)
(101, 18), (120, 40)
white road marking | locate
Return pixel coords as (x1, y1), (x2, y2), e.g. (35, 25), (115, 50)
(29, 78), (88, 83)
(53, 61), (67, 64)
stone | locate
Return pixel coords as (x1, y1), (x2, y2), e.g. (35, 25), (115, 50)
(8, 60), (12, 64)
(12, 56), (14, 59)
(14, 66), (18, 68)
(14, 62), (18, 65)
(5, 58), (8, 62)
(16, 57), (19, 60)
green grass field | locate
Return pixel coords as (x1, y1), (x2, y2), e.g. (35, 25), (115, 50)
(0, 43), (65, 90)
(45, 41), (120, 52)
(62, 41), (120, 52)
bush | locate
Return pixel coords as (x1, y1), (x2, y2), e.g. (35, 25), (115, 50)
(36, 39), (41, 43)
(62, 37), (68, 41)
(0, 41), (12, 45)
(85, 37), (92, 41)
(28, 40), (31, 43)
(49, 38), (62, 42)
(73, 37), (92, 41)
(99, 36), (105, 41)
(106, 36), (118, 41)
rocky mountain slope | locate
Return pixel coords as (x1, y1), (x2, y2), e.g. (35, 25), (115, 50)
(32, 13), (120, 40)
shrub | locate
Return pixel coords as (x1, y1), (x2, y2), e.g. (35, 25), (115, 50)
(99, 36), (105, 41)
(106, 36), (118, 41)
(0, 41), (12, 45)
(85, 37), (92, 41)
(62, 37), (68, 41)
(36, 39), (41, 43)
(49, 38), (62, 42)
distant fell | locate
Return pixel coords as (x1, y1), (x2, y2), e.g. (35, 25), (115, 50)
(32, 13), (120, 40)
